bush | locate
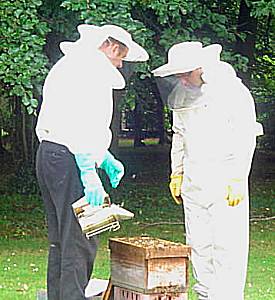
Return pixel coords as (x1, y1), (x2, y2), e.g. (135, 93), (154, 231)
(7, 161), (40, 195)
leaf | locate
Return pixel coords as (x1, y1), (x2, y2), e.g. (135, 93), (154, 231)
(15, 9), (23, 18)
(30, 98), (38, 108)
(22, 95), (30, 106)
(27, 106), (34, 115)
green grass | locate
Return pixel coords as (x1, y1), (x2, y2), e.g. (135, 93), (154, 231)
(0, 145), (274, 299)
(118, 137), (160, 147)
(0, 238), (47, 299)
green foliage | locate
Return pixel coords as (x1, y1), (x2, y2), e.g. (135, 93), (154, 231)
(39, 0), (80, 41)
(253, 55), (275, 98)
(221, 51), (250, 72)
(251, 0), (275, 17)
(6, 161), (40, 195)
(0, 0), (49, 114)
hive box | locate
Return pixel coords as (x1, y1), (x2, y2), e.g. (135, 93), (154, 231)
(109, 237), (191, 294)
(114, 286), (188, 300)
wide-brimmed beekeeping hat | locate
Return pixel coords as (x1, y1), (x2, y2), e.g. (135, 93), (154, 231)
(101, 24), (149, 62)
(152, 41), (222, 77)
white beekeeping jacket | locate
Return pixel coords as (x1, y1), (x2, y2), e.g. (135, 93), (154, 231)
(36, 41), (125, 162)
(171, 62), (263, 182)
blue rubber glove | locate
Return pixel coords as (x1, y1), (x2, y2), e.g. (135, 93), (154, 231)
(100, 151), (124, 188)
(74, 153), (105, 207)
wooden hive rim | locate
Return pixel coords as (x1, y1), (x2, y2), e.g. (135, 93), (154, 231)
(109, 236), (191, 258)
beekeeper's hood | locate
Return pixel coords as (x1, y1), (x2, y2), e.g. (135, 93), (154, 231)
(59, 24), (106, 55)
(201, 60), (238, 85)
(60, 24), (149, 62)
(151, 42), (222, 110)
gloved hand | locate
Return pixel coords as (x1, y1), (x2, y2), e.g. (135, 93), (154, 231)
(99, 151), (124, 188)
(225, 178), (245, 206)
(74, 153), (106, 207)
(169, 174), (183, 205)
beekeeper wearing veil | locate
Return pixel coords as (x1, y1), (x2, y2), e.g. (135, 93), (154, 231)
(152, 42), (263, 300)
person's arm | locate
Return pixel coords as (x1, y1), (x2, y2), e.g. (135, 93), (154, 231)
(171, 112), (186, 176)
(169, 111), (186, 204)
(225, 82), (263, 206)
(230, 83), (262, 177)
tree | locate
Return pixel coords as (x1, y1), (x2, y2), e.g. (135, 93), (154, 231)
(0, 0), (49, 160)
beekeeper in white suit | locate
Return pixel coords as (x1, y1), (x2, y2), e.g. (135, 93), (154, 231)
(152, 42), (263, 300)
(36, 24), (148, 300)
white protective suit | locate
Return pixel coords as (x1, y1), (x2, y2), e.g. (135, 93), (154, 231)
(36, 35), (125, 163)
(171, 62), (263, 300)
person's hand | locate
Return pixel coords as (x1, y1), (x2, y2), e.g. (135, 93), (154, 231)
(74, 153), (106, 207)
(169, 174), (183, 205)
(225, 178), (245, 206)
(100, 151), (124, 188)
(84, 177), (106, 207)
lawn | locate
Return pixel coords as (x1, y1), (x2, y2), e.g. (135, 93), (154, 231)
(0, 143), (274, 299)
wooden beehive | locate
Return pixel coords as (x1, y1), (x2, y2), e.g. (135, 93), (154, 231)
(114, 286), (188, 300)
(109, 236), (191, 294)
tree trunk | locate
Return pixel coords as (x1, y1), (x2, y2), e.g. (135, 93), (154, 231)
(149, 78), (166, 145)
(235, 0), (258, 86)
(133, 98), (145, 147)
(12, 97), (23, 161)
(0, 129), (7, 157)
(22, 108), (28, 161)
(44, 31), (66, 64)
(30, 115), (38, 164)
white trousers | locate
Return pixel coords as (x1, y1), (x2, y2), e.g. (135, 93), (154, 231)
(183, 184), (249, 300)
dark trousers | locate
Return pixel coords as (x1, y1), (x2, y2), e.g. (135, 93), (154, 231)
(36, 141), (98, 300)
